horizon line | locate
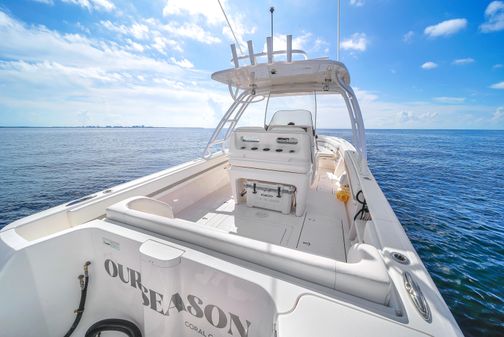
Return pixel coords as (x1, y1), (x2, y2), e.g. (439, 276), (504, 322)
(1, 126), (504, 131)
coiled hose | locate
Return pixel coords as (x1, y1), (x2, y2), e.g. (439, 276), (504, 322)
(353, 190), (371, 221)
(63, 261), (142, 337)
(85, 319), (142, 337)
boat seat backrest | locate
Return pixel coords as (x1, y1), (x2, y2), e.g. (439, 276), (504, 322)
(268, 109), (314, 133)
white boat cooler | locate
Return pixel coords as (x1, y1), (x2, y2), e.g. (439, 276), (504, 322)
(244, 180), (295, 214)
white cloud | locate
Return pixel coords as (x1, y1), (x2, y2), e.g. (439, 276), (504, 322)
(480, 1), (504, 32)
(354, 88), (378, 102)
(0, 10), (233, 128)
(492, 107), (504, 122)
(130, 23), (149, 40)
(421, 61), (438, 70)
(311, 37), (330, 55)
(101, 20), (128, 34)
(62, 0), (115, 12)
(433, 97), (466, 104)
(163, 0), (225, 25)
(350, 0), (365, 7)
(101, 19), (184, 54)
(125, 39), (144, 52)
(490, 81), (504, 89)
(397, 111), (438, 124)
(221, 13), (257, 52)
(161, 1), (254, 50)
(0, 60), (123, 83)
(76, 22), (90, 34)
(152, 36), (183, 54)
(403, 30), (414, 43)
(102, 19), (184, 54)
(486, 1), (504, 17)
(341, 33), (368, 51)
(162, 22), (221, 44)
(170, 57), (194, 69)
(494, 64), (503, 69)
(452, 58), (474, 65)
(91, 0), (114, 11)
(32, 0), (54, 4)
(424, 18), (467, 37)
(101, 20), (149, 40)
(357, 98), (498, 129)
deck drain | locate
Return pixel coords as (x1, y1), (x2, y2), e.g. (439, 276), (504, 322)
(391, 252), (410, 265)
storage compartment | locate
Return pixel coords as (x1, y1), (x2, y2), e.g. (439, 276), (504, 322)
(244, 180), (295, 214)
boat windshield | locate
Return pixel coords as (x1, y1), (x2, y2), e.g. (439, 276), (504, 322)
(269, 109), (314, 128)
(265, 93), (316, 129)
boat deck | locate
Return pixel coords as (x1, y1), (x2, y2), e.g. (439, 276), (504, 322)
(176, 167), (349, 262)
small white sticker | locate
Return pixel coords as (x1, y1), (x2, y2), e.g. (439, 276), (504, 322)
(103, 237), (120, 250)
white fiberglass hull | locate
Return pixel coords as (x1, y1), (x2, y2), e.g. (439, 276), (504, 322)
(0, 136), (463, 337)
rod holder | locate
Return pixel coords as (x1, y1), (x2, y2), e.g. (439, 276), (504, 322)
(247, 40), (255, 65)
(266, 37), (273, 63)
(287, 35), (292, 62)
(231, 44), (239, 68)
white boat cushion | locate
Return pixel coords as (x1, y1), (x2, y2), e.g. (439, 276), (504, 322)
(106, 196), (392, 305)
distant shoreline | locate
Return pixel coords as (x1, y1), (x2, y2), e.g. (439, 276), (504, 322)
(0, 126), (503, 131)
(0, 126), (206, 129)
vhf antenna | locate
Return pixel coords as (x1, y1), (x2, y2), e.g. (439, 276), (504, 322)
(270, 7), (275, 49)
(337, 0), (341, 61)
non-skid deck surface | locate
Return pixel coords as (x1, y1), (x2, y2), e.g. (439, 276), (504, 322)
(177, 168), (348, 262)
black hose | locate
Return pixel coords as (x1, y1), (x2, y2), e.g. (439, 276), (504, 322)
(62, 262), (142, 337)
(85, 319), (142, 337)
(64, 261), (91, 337)
(353, 190), (370, 221)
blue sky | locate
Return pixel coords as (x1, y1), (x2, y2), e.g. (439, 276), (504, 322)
(0, 0), (503, 129)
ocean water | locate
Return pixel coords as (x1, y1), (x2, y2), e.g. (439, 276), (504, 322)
(0, 127), (503, 337)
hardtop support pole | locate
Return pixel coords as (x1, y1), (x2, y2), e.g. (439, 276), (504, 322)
(335, 73), (367, 163)
(203, 90), (250, 158)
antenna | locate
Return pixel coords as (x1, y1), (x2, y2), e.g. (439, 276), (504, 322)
(270, 7), (275, 49)
(217, 0), (244, 54)
(337, 0), (341, 61)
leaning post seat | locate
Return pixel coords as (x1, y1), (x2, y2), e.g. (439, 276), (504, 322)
(228, 126), (313, 216)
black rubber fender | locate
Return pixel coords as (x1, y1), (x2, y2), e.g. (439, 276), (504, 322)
(85, 319), (142, 337)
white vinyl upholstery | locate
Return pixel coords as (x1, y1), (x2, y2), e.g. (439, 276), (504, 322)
(107, 196), (392, 305)
(268, 109), (314, 134)
(228, 126), (314, 216)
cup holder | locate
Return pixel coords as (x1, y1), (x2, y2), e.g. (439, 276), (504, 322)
(391, 252), (410, 265)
